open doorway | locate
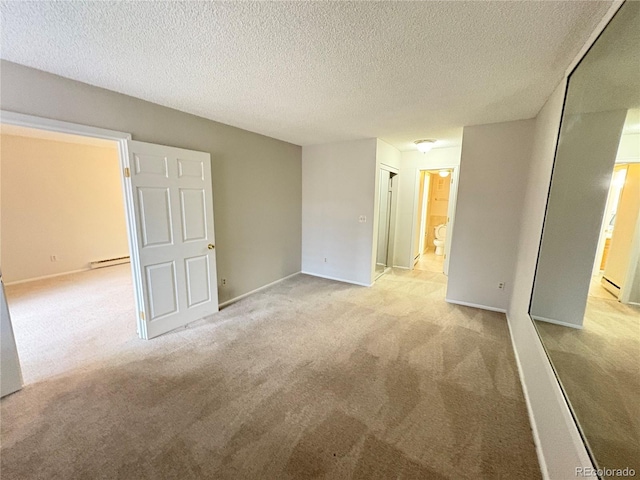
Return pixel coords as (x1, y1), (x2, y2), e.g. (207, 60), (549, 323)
(1, 124), (134, 384)
(591, 162), (640, 302)
(414, 169), (452, 273)
(1, 112), (219, 397)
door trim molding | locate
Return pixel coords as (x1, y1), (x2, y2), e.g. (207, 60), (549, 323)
(1, 111), (132, 140)
(0, 110), (146, 338)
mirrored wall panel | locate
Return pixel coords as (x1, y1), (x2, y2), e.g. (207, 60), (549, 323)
(375, 169), (397, 277)
(530, 1), (640, 477)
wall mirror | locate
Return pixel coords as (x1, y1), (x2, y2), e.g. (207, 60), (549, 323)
(530, 1), (639, 476)
(375, 168), (397, 278)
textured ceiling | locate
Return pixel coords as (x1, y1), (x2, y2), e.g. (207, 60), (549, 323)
(0, 1), (614, 150)
(564, 0), (639, 117)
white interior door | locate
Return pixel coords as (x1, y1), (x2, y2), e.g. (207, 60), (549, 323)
(125, 141), (218, 339)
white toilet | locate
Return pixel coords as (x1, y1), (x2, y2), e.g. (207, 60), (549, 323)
(433, 224), (447, 256)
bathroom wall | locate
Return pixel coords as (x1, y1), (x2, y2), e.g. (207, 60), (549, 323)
(1, 134), (129, 283)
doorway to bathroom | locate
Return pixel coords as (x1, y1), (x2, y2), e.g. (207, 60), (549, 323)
(414, 169), (452, 273)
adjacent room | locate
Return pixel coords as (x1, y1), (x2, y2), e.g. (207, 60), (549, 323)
(1, 125), (136, 383)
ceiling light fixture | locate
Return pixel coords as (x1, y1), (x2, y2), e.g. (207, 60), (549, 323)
(438, 170), (450, 178)
(414, 139), (436, 153)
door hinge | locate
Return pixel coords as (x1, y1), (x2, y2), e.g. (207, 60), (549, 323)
(124, 167), (131, 178)
(444, 254), (447, 260)
(139, 311), (145, 321)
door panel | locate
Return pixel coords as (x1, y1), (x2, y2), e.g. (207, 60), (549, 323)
(180, 189), (207, 241)
(138, 187), (173, 246)
(185, 255), (211, 307)
(126, 140), (218, 339)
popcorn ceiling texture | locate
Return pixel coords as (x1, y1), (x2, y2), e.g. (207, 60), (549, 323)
(0, 1), (612, 150)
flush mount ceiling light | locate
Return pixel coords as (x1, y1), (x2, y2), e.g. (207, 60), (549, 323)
(439, 170), (450, 177)
(414, 139), (436, 153)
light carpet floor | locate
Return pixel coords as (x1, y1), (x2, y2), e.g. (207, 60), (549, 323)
(536, 293), (640, 478)
(5, 264), (136, 384)
(1, 267), (541, 479)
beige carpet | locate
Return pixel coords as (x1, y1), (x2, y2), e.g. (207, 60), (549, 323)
(1, 267), (541, 479)
(536, 293), (640, 478)
(4, 264), (136, 384)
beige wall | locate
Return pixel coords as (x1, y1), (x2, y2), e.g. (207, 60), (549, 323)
(1, 134), (128, 283)
(0, 61), (302, 303)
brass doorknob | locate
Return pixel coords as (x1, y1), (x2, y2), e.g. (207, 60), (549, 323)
(208, 244), (215, 250)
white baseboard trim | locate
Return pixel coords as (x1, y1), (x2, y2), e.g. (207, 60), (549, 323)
(506, 315), (549, 480)
(505, 310), (594, 479)
(300, 271), (372, 287)
(4, 268), (91, 286)
(218, 272), (301, 309)
(392, 265), (410, 270)
(531, 315), (583, 330)
(445, 298), (507, 313)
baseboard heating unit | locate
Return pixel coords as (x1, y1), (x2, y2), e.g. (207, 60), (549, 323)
(90, 256), (130, 269)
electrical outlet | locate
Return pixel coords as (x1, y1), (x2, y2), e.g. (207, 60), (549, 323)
(358, 215), (366, 223)
(221, 278), (227, 286)
(50, 255), (58, 262)
(498, 282), (505, 290)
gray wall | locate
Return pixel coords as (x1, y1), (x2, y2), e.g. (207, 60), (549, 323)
(301, 139), (377, 286)
(0, 61), (302, 304)
(446, 119), (535, 310)
(530, 110), (627, 326)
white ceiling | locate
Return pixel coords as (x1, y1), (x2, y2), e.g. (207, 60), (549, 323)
(0, 1), (614, 151)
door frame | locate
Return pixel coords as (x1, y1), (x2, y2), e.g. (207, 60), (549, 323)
(409, 165), (459, 275)
(0, 110), (147, 337)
